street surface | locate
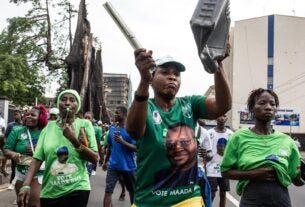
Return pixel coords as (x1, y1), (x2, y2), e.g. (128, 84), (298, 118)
(0, 167), (130, 207)
(1, 167), (305, 207)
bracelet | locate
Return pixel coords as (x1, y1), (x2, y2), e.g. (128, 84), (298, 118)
(75, 144), (86, 152)
(20, 185), (31, 192)
(134, 92), (149, 102)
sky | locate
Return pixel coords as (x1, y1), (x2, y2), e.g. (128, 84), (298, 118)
(1, 0), (305, 97)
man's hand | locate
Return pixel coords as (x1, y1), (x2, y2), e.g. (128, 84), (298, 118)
(102, 162), (108, 171)
(134, 48), (156, 82)
(217, 40), (231, 63)
(114, 134), (125, 145)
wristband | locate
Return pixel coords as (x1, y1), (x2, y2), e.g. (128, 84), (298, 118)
(134, 92), (149, 102)
(75, 144), (86, 152)
(20, 185), (31, 192)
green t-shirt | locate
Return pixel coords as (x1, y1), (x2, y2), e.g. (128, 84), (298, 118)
(4, 126), (43, 176)
(135, 96), (207, 207)
(102, 130), (109, 147)
(34, 118), (98, 198)
(221, 128), (301, 195)
(93, 125), (102, 143)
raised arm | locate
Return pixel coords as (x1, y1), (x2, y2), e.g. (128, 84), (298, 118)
(205, 59), (232, 119)
(126, 48), (155, 140)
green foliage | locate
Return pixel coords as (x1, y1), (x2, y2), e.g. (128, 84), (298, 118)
(0, 0), (77, 106)
(0, 53), (45, 105)
(0, 16), (45, 63)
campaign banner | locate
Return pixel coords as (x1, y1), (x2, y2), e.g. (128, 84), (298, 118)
(274, 108), (300, 126)
(239, 108), (255, 125)
(239, 107), (300, 126)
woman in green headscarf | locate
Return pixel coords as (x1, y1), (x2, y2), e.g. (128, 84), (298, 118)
(18, 89), (99, 207)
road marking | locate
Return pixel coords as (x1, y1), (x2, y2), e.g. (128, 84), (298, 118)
(0, 188), (7, 193)
(226, 192), (239, 207)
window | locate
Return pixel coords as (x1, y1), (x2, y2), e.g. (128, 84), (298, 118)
(267, 65), (273, 77)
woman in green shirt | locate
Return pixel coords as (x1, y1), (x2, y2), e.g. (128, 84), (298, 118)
(18, 89), (99, 207)
(4, 105), (48, 207)
(221, 88), (304, 207)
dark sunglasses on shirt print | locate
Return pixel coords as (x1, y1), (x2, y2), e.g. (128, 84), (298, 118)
(165, 138), (193, 150)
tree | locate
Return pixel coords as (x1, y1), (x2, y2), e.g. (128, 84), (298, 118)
(0, 0), (76, 105)
(8, 0), (74, 70)
(2, 0), (110, 122)
(0, 53), (45, 105)
(66, 0), (109, 122)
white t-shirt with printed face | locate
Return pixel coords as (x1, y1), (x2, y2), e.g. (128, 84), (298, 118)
(195, 125), (212, 171)
(206, 127), (233, 177)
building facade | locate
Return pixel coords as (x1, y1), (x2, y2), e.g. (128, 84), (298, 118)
(103, 73), (132, 114)
(222, 15), (305, 137)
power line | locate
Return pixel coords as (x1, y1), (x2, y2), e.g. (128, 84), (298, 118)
(281, 93), (305, 105)
(276, 78), (305, 96)
(274, 72), (305, 90)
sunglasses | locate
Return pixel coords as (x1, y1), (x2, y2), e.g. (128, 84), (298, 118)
(165, 138), (193, 150)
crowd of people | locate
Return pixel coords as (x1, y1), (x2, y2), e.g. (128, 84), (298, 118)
(0, 46), (304, 207)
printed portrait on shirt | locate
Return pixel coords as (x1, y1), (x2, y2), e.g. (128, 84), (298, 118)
(154, 123), (198, 190)
(216, 138), (228, 156)
(51, 146), (78, 176)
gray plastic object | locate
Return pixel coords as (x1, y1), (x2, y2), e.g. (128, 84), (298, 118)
(190, 0), (231, 73)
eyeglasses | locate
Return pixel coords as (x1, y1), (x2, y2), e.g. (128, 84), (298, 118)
(165, 138), (193, 150)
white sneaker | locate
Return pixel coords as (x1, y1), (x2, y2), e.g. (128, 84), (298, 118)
(7, 184), (15, 190)
(13, 200), (17, 205)
(91, 170), (96, 176)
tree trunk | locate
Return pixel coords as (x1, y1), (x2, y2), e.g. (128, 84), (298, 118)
(90, 49), (110, 123)
(65, 0), (90, 93)
(79, 33), (93, 109)
(65, 0), (110, 123)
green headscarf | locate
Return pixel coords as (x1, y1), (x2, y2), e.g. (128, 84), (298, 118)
(57, 89), (81, 113)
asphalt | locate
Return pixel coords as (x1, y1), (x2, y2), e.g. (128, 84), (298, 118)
(1, 151), (305, 207)
(0, 167), (131, 207)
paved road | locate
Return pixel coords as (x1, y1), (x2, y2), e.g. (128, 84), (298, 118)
(0, 167), (131, 207)
(1, 168), (305, 207)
